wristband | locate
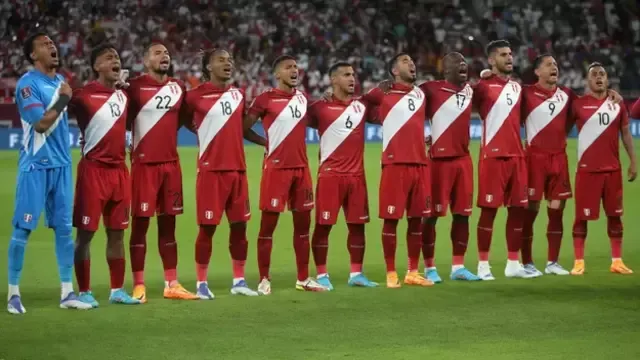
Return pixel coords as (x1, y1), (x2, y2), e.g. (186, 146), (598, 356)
(52, 94), (71, 114)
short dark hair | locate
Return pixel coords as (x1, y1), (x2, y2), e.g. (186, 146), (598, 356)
(272, 55), (296, 72)
(486, 40), (511, 56)
(200, 48), (229, 81)
(387, 52), (410, 77)
(328, 61), (352, 77)
(90, 43), (118, 77)
(144, 42), (166, 56)
(587, 62), (605, 71)
(533, 54), (554, 69)
(23, 32), (48, 64)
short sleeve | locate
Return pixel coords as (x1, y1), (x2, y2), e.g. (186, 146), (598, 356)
(365, 104), (380, 124)
(247, 91), (268, 118)
(630, 98), (640, 120)
(418, 81), (431, 99)
(361, 87), (384, 107)
(16, 79), (45, 125)
(68, 88), (86, 128)
(472, 81), (485, 109)
(179, 90), (195, 130)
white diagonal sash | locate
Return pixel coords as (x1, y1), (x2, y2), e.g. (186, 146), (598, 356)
(320, 100), (365, 164)
(198, 89), (243, 159)
(382, 87), (425, 151)
(431, 84), (472, 145)
(267, 91), (307, 156)
(83, 90), (127, 155)
(578, 100), (620, 161)
(133, 82), (182, 149)
(483, 81), (520, 145)
(526, 87), (569, 143)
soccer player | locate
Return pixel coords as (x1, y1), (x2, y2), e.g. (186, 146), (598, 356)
(183, 48), (264, 298)
(70, 44), (140, 307)
(308, 62), (378, 290)
(569, 62), (636, 275)
(126, 43), (198, 301)
(474, 40), (533, 280)
(362, 53), (433, 288)
(8, 33), (92, 314)
(420, 52), (481, 282)
(244, 55), (326, 294)
(518, 54), (574, 276)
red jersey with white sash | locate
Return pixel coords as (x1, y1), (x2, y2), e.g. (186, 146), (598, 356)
(473, 76), (524, 158)
(248, 88), (309, 169)
(521, 84), (574, 154)
(572, 96), (628, 172)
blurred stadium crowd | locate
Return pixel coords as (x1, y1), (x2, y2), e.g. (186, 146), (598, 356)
(1, 0), (639, 104)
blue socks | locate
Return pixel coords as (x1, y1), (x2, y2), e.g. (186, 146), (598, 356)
(8, 227), (30, 286)
(54, 226), (74, 283)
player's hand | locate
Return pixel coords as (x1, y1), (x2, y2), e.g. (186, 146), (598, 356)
(480, 69), (493, 79)
(425, 135), (432, 147)
(606, 89), (623, 104)
(628, 163), (637, 182)
(377, 79), (393, 94)
(116, 69), (130, 89)
(59, 82), (73, 97)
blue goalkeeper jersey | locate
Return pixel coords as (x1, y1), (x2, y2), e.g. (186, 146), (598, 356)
(15, 70), (71, 171)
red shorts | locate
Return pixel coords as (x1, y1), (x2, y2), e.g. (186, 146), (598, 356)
(574, 170), (623, 221)
(73, 159), (130, 231)
(259, 167), (314, 212)
(315, 174), (369, 225)
(131, 161), (183, 217)
(430, 156), (473, 217)
(196, 170), (251, 225)
(527, 151), (572, 201)
(379, 164), (431, 219)
(477, 156), (528, 208)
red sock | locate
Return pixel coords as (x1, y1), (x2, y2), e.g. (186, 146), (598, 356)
(607, 216), (623, 259)
(451, 217), (469, 265)
(129, 217), (150, 285)
(407, 217), (422, 272)
(257, 211), (279, 280)
(229, 222), (248, 279)
(506, 207), (524, 261)
(195, 225), (216, 282)
(293, 211), (311, 282)
(477, 208), (497, 261)
(74, 258), (91, 292)
(546, 207), (564, 262)
(422, 220), (436, 268)
(157, 215), (178, 283)
(347, 223), (365, 273)
(382, 219), (398, 272)
(572, 219), (587, 260)
(521, 208), (538, 264)
(107, 257), (125, 289)
(312, 224), (331, 275)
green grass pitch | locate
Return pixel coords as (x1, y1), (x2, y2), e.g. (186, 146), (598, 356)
(1, 140), (639, 360)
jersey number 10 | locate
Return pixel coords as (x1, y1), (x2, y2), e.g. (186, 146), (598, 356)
(597, 112), (611, 126)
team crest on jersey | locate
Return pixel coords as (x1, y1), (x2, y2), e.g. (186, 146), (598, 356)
(322, 211), (330, 220)
(21, 86), (31, 99)
(387, 206), (396, 214)
(141, 203), (149, 211)
(485, 194), (493, 203)
(82, 216), (90, 225)
(528, 188), (535, 196)
(23, 213), (32, 223)
(435, 204), (442, 213)
(271, 199), (279, 207)
(205, 211), (213, 220)
(583, 208), (591, 217)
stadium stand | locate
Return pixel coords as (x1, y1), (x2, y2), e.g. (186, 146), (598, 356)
(1, 0), (639, 109)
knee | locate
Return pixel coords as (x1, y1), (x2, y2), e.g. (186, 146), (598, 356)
(425, 217), (438, 226)
(55, 225), (72, 239)
(11, 227), (31, 244)
(452, 214), (468, 224)
(547, 200), (565, 210)
(528, 201), (541, 212)
(230, 222), (247, 232)
(572, 220), (587, 236)
(607, 216), (623, 238)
